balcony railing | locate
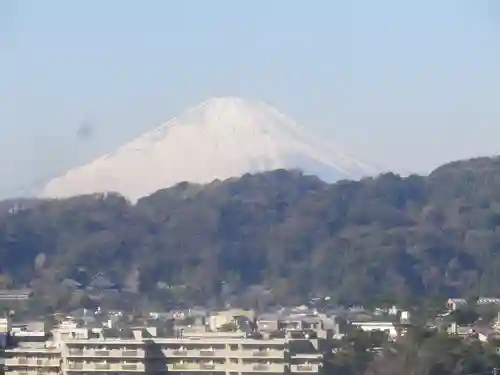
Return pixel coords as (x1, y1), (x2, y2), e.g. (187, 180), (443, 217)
(247, 350), (284, 358)
(65, 363), (145, 372)
(94, 363), (111, 370)
(298, 365), (314, 371)
(170, 363), (224, 371)
(290, 364), (320, 372)
(35, 359), (59, 367)
(254, 364), (270, 370)
(236, 363), (285, 372)
(172, 363), (188, 369)
(122, 364), (138, 371)
(200, 363), (216, 370)
(164, 348), (229, 357)
(5, 359), (59, 367)
(67, 349), (144, 358)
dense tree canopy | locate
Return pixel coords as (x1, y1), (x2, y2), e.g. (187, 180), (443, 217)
(3, 156), (500, 309)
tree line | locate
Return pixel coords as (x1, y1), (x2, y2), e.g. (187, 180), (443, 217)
(2, 156), (500, 309)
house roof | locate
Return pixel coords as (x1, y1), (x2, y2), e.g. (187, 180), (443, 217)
(61, 278), (82, 288)
(88, 273), (116, 289)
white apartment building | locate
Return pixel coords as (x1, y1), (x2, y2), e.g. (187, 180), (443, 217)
(4, 324), (60, 375)
(3, 320), (322, 375)
(4, 344), (60, 375)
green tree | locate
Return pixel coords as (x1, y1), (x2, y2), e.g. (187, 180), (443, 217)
(5, 157), (500, 308)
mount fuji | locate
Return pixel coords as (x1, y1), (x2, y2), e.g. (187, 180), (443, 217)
(40, 97), (380, 202)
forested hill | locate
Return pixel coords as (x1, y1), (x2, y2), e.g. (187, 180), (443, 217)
(2, 156), (500, 308)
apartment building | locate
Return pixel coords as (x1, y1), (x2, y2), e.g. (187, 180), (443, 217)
(4, 323), (59, 375)
(4, 343), (60, 375)
(3, 319), (322, 375)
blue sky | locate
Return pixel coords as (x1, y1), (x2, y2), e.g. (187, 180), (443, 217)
(1, 0), (500, 196)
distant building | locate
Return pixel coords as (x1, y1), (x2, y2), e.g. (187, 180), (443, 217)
(207, 309), (255, 332)
(0, 317), (11, 333)
(446, 297), (500, 311)
(351, 321), (398, 341)
(400, 311), (411, 324)
(0, 289), (32, 301)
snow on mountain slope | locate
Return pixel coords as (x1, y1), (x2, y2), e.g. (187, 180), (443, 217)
(40, 97), (380, 202)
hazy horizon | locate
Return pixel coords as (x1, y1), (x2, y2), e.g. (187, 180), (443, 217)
(2, 0), (500, 197)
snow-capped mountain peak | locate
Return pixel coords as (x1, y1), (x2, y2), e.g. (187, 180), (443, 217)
(40, 97), (380, 201)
